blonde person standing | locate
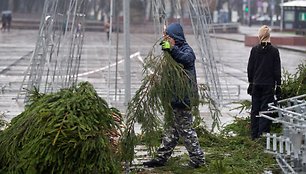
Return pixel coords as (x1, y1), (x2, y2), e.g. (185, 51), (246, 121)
(247, 25), (282, 140)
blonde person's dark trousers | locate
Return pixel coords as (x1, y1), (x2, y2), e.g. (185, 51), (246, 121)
(155, 108), (204, 165)
(251, 85), (274, 140)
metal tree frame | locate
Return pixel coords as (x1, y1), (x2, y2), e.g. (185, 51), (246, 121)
(17, 0), (86, 102)
(187, 0), (224, 105)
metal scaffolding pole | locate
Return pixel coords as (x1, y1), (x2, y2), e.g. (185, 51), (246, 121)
(124, 0), (131, 106)
(107, 0), (114, 103)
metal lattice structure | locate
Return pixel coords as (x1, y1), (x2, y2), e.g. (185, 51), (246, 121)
(16, 0), (86, 102)
(151, 0), (229, 106)
(261, 94), (306, 174)
(187, 0), (224, 105)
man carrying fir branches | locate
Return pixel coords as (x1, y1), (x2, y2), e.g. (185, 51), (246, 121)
(143, 23), (205, 168)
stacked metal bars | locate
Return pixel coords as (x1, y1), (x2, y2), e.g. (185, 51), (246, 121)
(260, 94), (306, 174)
(16, 0), (86, 102)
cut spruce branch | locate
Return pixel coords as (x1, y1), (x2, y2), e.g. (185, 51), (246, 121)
(281, 60), (306, 99)
(0, 82), (123, 174)
(121, 41), (221, 162)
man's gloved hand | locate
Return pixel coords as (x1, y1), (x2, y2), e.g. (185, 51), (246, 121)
(275, 86), (282, 101)
(247, 84), (253, 95)
(160, 40), (171, 51)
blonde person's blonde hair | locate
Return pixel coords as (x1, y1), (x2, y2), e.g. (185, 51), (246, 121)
(258, 25), (271, 43)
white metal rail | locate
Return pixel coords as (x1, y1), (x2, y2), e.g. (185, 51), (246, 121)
(261, 94), (306, 174)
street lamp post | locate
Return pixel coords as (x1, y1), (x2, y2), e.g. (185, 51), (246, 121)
(248, 0), (251, 26)
(124, 0), (131, 106)
(280, 0), (284, 31)
(271, 0), (275, 27)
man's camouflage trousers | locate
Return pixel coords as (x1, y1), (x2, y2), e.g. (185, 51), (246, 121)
(155, 108), (204, 165)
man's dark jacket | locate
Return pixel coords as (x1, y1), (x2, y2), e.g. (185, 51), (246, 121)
(166, 23), (198, 108)
(247, 43), (281, 86)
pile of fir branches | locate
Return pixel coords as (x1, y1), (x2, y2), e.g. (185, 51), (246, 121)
(121, 41), (221, 162)
(0, 82), (123, 174)
(281, 60), (306, 99)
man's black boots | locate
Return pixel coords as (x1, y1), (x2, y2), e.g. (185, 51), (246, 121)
(143, 158), (166, 167)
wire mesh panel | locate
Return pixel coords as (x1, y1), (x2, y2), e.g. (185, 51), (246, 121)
(17, 0), (87, 102)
